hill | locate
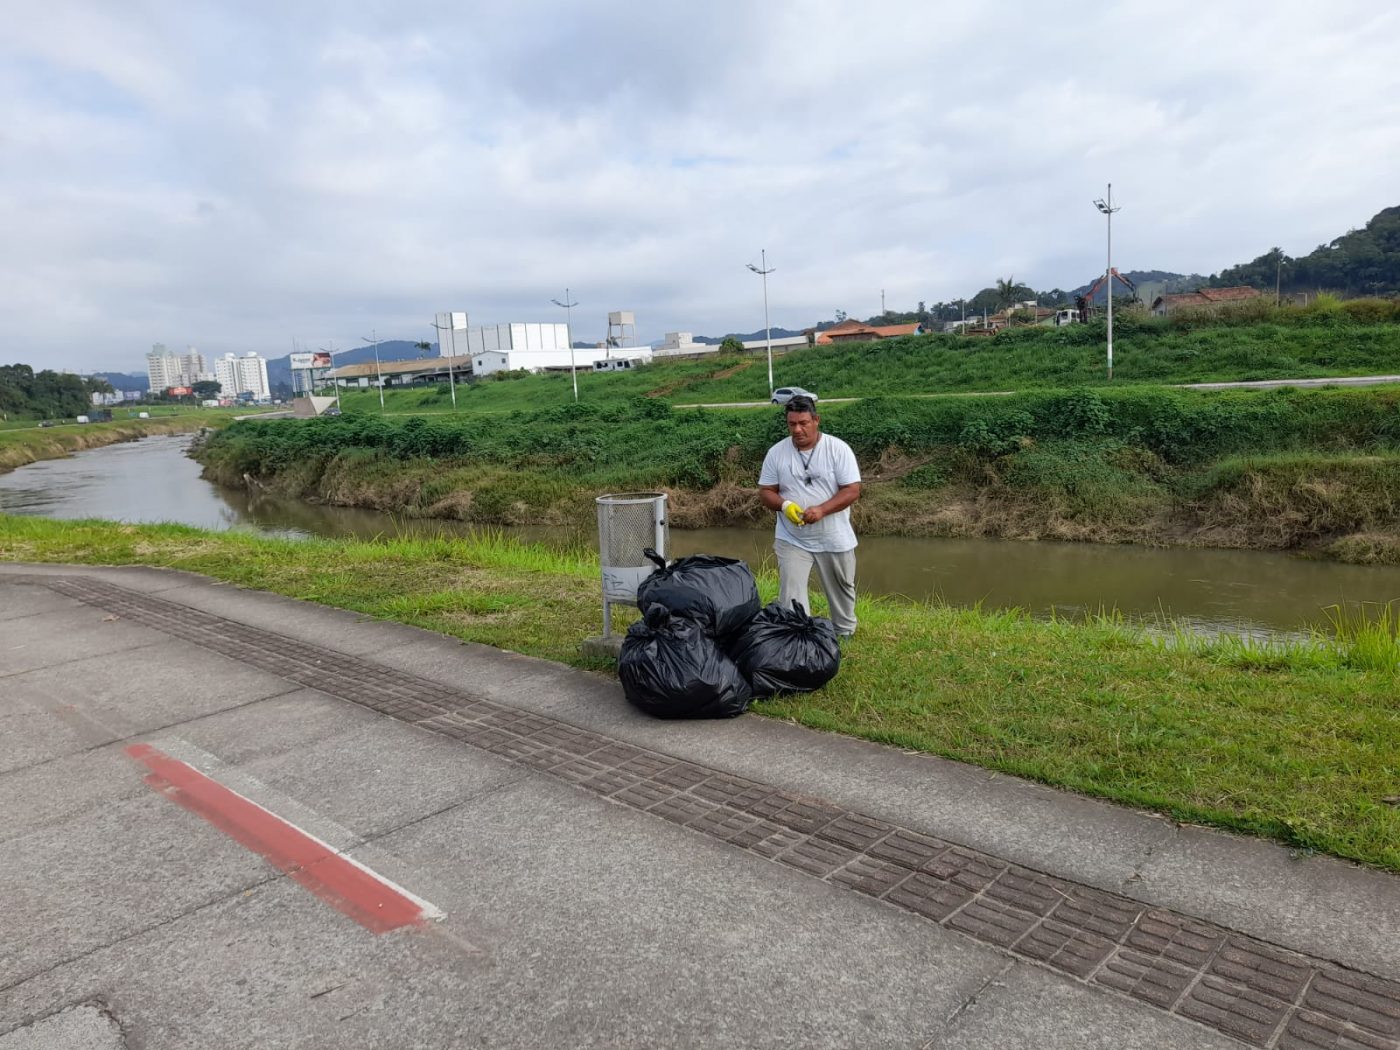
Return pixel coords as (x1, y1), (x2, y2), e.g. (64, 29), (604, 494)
(1210, 205), (1400, 298)
(89, 371), (149, 392)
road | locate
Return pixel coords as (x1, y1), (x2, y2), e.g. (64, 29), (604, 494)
(674, 374), (1400, 409)
(4, 564), (1398, 1049)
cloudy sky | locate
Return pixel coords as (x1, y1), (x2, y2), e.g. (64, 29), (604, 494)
(5, 1), (1399, 373)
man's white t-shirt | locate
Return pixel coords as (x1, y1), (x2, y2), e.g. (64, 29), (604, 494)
(759, 434), (861, 553)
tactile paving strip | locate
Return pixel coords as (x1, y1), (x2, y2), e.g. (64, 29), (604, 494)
(18, 574), (1400, 1050)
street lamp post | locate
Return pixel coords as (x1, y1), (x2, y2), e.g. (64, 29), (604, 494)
(360, 330), (385, 411)
(551, 288), (580, 401)
(429, 318), (459, 410)
(746, 250), (775, 395)
(317, 343), (341, 413)
(1093, 183), (1122, 380)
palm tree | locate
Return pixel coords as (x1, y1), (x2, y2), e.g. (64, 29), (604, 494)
(995, 276), (1033, 310)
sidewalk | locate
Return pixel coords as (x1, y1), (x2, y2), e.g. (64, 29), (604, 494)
(2, 563), (1396, 1049)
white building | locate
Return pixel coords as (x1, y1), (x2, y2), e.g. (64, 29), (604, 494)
(654, 332), (718, 359)
(465, 323), (576, 376)
(215, 352), (270, 400)
(434, 311), (470, 358)
(145, 344), (209, 391)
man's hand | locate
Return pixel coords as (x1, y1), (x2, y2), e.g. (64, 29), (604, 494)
(801, 504), (827, 524)
(782, 500), (806, 526)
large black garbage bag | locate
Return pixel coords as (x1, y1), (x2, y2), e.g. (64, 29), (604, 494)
(619, 604), (754, 719)
(636, 548), (761, 640)
(728, 601), (842, 697)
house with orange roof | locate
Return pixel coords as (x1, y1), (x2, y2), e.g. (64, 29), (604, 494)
(1150, 286), (1262, 316)
(806, 319), (926, 345)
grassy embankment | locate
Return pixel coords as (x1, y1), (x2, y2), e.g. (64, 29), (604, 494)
(331, 302), (1400, 417)
(3, 512), (1397, 872)
(0, 409), (253, 475)
(199, 383), (1400, 562)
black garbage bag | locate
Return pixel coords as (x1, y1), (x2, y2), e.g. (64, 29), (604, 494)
(619, 604), (754, 719)
(636, 548), (761, 640)
(727, 600), (842, 697)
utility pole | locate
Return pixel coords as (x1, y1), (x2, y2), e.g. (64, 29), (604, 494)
(1093, 183), (1122, 380)
(430, 317), (460, 409)
(360, 330), (385, 411)
(551, 288), (580, 401)
(746, 250), (775, 395)
(881, 289), (886, 316)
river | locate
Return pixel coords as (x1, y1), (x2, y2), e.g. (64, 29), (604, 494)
(3, 434), (1398, 636)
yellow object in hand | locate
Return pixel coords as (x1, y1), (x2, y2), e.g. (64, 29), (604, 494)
(782, 500), (805, 526)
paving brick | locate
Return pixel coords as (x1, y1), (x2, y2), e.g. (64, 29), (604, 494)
(829, 856), (913, 898)
(1126, 910), (1226, 969)
(1279, 1009), (1398, 1050)
(1177, 974), (1291, 1046)
(814, 812), (894, 852)
(1304, 969), (1400, 1039)
(686, 807), (766, 842)
(757, 797), (843, 836)
(1093, 949), (1196, 1010)
(649, 794), (718, 826)
(1013, 918), (1116, 978)
(650, 762), (710, 791)
(746, 827), (805, 859)
(946, 897), (1041, 948)
(775, 837), (859, 877)
(867, 829), (949, 871)
(922, 846), (1006, 893)
(577, 767), (642, 797)
(1050, 886), (1142, 941)
(984, 866), (1070, 918)
(690, 773), (773, 809)
(611, 781), (676, 810)
(588, 742), (649, 768)
(727, 819), (788, 851)
(885, 872), (975, 923)
(551, 757), (610, 784)
(1208, 936), (1314, 1003)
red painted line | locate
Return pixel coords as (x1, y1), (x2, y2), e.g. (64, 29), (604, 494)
(125, 743), (440, 934)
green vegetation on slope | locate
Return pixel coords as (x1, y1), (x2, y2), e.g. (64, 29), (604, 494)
(3, 514), (1397, 872)
(197, 385), (1400, 558)
(0, 412), (238, 475)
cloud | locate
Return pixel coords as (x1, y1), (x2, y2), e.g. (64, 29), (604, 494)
(2, 0), (1398, 371)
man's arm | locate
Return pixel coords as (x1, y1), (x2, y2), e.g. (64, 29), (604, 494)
(801, 482), (861, 524)
(758, 483), (785, 513)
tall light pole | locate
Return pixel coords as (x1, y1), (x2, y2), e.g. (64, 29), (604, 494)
(747, 250), (775, 395)
(317, 343), (341, 413)
(1093, 183), (1121, 380)
(429, 317), (459, 410)
(551, 288), (580, 401)
(360, 330), (385, 411)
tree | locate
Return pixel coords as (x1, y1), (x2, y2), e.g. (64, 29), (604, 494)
(994, 276), (1034, 309)
(719, 336), (745, 353)
(191, 380), (222, 400)
(414, 341), (432, 355)
(834, 309), (847, 323)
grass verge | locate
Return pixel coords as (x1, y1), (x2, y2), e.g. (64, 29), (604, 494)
(3, 513), (1397, 872)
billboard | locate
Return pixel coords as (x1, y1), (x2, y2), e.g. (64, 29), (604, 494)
(289, 352), (315, 370)
(167, 386), (192, 396)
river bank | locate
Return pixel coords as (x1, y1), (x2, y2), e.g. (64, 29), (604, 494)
(196, 385), (1400, 564)
(2, 512), (1397, 873)
(0, 415), (216, 475)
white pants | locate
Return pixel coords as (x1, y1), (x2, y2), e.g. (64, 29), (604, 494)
(774, 539), (858, 636)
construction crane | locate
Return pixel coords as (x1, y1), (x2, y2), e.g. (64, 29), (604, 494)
(1075, 268), (1137, 323)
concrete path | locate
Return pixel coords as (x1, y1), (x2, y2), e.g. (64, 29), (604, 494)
(1, 564), (1396, 1050)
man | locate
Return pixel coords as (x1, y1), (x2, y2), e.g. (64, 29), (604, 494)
(758, 395), (862, 636)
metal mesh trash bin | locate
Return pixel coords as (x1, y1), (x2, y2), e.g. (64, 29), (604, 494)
(596, 492), (668, 636)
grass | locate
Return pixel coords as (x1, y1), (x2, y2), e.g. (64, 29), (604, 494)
(0, 412), (233, 475)
(330, 312), (1400, 418)
(3, 512), (1398, 873)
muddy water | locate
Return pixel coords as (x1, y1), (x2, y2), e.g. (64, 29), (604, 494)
(3, 434), (1399, 635)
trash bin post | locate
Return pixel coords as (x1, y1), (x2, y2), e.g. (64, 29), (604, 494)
(587, 492), (668, 658)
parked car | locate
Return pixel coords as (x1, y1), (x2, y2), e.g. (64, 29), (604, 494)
(771, 386), (819, 406)
(36, 420), (55, 427)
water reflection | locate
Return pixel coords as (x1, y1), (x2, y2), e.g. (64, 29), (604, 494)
(3, 434), (1398, 635)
